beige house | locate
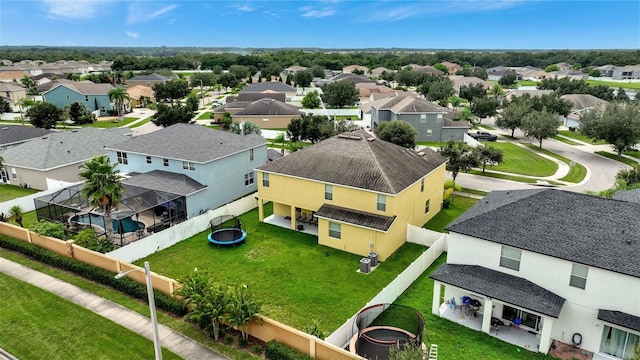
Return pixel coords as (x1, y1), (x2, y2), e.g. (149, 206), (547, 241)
(231, 98), (302, 129)
(126, 85), (154, 108)
(342, 65), (369, 74)
(0, 83), (27, 109)
(369, 66), (394, 78)
(441, 61), (463, 74)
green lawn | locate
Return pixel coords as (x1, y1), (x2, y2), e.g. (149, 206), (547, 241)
(482, 142), (558, 177)
(517, 80), (539, 87)
(129, 118), (152, 128)
(595, 151), (639, 166)
(552, 135), (582, 146)
(423, 196), (478, 233)
(0, 184), (39, 202)
(468, 170), (538, 184)
(557, 130), (606, 145)
(417, 142), (444, 148)
(392, 255), (551, 360)
(522, 144), (588, 184)
(86, 117), (139, 128)
(459, 188), (488, 196)
(478, 124), (495, 130)
(0, 272), (182, 360)
(623, 150), (640, 159)
(586, 80), (640, 90)
(138, 204), (425, 332)
(197, 112), (213, 120)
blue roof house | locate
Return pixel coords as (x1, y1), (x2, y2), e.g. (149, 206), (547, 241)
(43, 82), (116, 116)
(106, 123), (267, 219)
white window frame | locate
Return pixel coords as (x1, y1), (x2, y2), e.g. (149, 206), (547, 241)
(325, 184), (333, 200)
(377, 194), (386, 211)
(500, 246), (521, 271)
(163, 158), (169, 167)
(420, 114), (427, 123)
(244, 172), (254, 186)
(116, 151), (128, 165)
(569, 263), (588, 289)
(426, 129), (433, 136)
(146, 156), (152, 164)
(329, 222), (341, 239)
(262, 173), (269, 187)
(182, 161), (195, 171)
(249, 149), (254, 161)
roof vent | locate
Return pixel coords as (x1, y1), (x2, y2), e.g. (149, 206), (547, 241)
(71, 130), (77, 133)
(42, 136), (48, 139)
(1, 127), (8, 130)
(338, 134), (350, 139)
(366, 137), (375, 142)
(417, 151), (425, 156)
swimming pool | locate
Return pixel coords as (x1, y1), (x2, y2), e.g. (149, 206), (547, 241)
(71, 213), (145, 234)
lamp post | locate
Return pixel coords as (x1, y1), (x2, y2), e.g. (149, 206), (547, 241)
(115, 262), (162, 360)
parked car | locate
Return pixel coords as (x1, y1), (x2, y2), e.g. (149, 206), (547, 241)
(468, 130), (498, 141)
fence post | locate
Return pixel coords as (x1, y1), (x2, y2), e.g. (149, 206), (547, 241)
(26, 229), (32, 243)
(309, 337), (316, 358)
(65, 240), (75, 258)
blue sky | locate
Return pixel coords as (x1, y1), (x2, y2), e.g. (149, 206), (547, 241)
(1, 1), (639, 49)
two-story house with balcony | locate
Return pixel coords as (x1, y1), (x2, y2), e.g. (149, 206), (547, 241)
(106, 123), (267, 219)
(255, 130), (447, 261)
(430, 189), (640, 359)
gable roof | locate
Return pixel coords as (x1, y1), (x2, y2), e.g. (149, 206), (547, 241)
(126, 85), (154, 99)
(0, 125), (53, 147)
(107, 123), (266, 163)
(371, 94), (449, 115)
(240, 82), (296, 93)
(0, 83), (25, 92)
(0, 70), (29, 82)
(232, 98), (302, 117)
(1, 128), (132, 170)
(122, 170), (206, 197)
(446, 189), (640, 278)
(44, 82), (114, 96)
(329, 73), (375, 84)
(614, 188), (640, 203)
(560, 94), (609, 112)
(449, 76), (492, 91)
(233, 92), (286, 103)
(256, 130), (447, 194)
(598, 309), (640, 333)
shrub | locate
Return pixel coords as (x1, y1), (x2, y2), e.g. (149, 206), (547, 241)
(568, 126), (576, 132)
(252, 345), (263, 355)
(224, 335), (234, 345)
(442, 198), (452, 209)
(265, 340), (313, 360)
(0, 235), (187, 316)
(31, 220), (67, 240)
(237, 337), (249, 348)
(72, 229), (115, 253)
(444, 180), (462, 191)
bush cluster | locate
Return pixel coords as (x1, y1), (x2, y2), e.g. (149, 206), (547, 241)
(0, 235), (187, 316)
(264, 340), (313, 360)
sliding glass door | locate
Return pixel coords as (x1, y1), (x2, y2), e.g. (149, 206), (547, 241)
(600, 325), (639, 359)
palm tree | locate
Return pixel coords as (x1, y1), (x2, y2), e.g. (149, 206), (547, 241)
(79, 155), (125, 242)
(488, 84), (504, 103)
(8, 205), (24, 227)
(226, 285), (262, 340)
(108, 87), (128, 119)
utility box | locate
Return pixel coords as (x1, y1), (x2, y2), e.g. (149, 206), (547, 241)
(368, 252), (378, 267)
(360, 258), (371, 273)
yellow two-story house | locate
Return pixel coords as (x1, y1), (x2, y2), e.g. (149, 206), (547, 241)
(255, 130), (447, 261)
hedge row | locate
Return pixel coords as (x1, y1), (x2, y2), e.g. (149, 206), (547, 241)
(0, 235), (187, 316)
(265, 340), (314, 360)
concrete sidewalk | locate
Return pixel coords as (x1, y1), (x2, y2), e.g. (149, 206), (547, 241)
(0, 257), (229, 360)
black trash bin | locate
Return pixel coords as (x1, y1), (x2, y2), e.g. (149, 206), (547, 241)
(368, 252), (378, 267)
(359, 258), (371, 273)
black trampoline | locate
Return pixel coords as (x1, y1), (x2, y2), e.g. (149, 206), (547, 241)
(350, 303), (426, 360)
(208, 215), (246, 247)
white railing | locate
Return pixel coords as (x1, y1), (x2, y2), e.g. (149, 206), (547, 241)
(107, 193), (258, 263)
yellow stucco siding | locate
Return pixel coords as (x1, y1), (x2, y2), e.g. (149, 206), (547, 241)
(317, 219), (379, 259)
(273, 202), (291, 217)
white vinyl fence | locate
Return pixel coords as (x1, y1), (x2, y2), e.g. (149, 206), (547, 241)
(0, 181), (83, 215)
(326, 230), (448, 348)
(107, 193), (258, 263)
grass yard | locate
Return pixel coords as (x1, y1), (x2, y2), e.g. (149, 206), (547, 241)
(138, 204), (425, 332)
(482, 142), (558, 177)
(517, 80), (539, 87)
(468, 170), (538, 184)
(0, 184), (39, 202)
(129, 118), (152, 128)
(459, 188), (488, 196)
(87, 117), (138, 128)
(0, 272), (181, 360)
(586, 80), (640, 90)
(392, 255), (551, 360)
(623, 150), (640, 159)
(423, 196), (478, 233)
(557, 130), (606, 145)
(552, 135), (582, 146)
(478, 124), (495, 130)
(522, 144), (588, 183)
(197, 112), (213, 120)
(417, 141), (444, 148)
(595, 151), (639, 166)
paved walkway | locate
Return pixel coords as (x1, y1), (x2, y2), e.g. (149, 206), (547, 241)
(0, 257), (229, 360)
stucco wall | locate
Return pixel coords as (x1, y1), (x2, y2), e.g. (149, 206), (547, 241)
(7, 163), (84, 190)
(232, 115), (298, 129)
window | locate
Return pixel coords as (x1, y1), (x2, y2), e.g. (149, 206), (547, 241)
(426, 129), (433, 136)
(163, 158), (169, 167)
(146, 156), (152, 164)
(437, 113), (443, 123)
(502, 305), (540, 331)
(84, 95), (89, 102)
(249, 149), (254, 161)
(500, 246), (521, 271)
(570, 263), (588, 289)
(11, 168), (17, 179)
(262, 173), (269, 187)
(329, 222), (341, 239)
(600, 325), (639, 359)
(325, 184), (333, 200)
(66, 95), (70, 100)
(182, 161), (195, 171)
(116, 151), (128, 165)
(377, 194), (386, 211)
(424, 199), (430, 213)
(420, 178), (425, 192)
(420, 114), (427, 123)
(244, 172), (254, 186)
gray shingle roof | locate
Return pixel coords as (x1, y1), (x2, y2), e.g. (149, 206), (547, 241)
(239, 82), (296, 93)
(0, 126), (53, 147)
(234, 92), (286, 103)
(122, 170), (206, 196)
(107, 123), (266, 163)
(598, 310), (640, 332)
(446, 189), (640, 278)
(328, 73), (375, 84)
(128, 74), (171, 81)
(44, 82), (114, 95)
(430, 263), (566, 318)
(232, 98), (302, 117)
(315, 204), (396, 232)
(256, 130), (447, 194)
(560, 94), (609, 112)
(1, 128), (132, 170)
(613, 188), (640, 203)
(267, 149), (283, 161)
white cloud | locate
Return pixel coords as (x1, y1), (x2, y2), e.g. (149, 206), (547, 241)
(299, 5), (337, 18)
(126, 31), (140, 39)
(236, 4), (255, 12)
(364, 0), (530, 22)
(42, 0), (110, 21)
(127, 2), (177, 24)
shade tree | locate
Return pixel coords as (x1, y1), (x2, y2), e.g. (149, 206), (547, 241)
(520, 109), (561, 148)
(579, 102), (640, 156)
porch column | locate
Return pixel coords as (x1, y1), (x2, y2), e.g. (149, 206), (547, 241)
(258, 199), (264, 222)
(481, 298), (493, 334)
(290, 207), (297, 230)
(538, 316), (554, 354)
(432, 281), (441, 316)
